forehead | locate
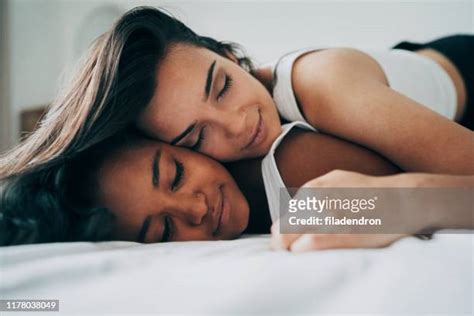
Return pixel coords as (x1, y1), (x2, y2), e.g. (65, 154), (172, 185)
(157, 43), (216, 92)
(98, 142), (155, 183)
(163, 43), (214, 69)
(147, 44), (217, 131)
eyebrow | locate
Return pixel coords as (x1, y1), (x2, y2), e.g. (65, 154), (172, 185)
(170, 122), (197, 145)
(204, 60), (216, 101)
(152, 149), (161, 187)
(137, 215), (152, 243)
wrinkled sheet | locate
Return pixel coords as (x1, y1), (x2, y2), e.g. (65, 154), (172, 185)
(1, 233), (472, 315)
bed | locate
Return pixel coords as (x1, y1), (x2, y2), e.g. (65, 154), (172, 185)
(1, 232), (472, 315)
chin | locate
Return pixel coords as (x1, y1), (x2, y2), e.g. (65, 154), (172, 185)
(263, 137), (275, 153)
(238, 207), (250, 235)
(253, 137), (275, 158)
(269, 119), (283, 139)
(233, 202), (250, 236)
(264, 116), (283, 145)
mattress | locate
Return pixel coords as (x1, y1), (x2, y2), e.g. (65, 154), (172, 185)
(1, 233), (473, 315)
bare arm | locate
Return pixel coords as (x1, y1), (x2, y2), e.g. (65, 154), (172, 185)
(392, 172), (474, 230)
(228, 128), (400, 205)
(271, 171), (473, 251)
(304, 171), (474, 230)
(274, 129), (400, 187)
(291, 48), (474, 174)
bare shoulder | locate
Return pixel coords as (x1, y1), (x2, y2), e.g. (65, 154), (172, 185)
(290, 48), (388, 126)
(292, 47), (387, 86)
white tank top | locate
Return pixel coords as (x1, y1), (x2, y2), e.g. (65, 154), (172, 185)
(261, 47), (457, 223)
(271, 47), (457, 123)
(261, 121), (316, 223)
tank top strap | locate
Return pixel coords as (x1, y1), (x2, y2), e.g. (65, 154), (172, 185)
(271, 47), (320, 124)
(261, 121), (317, 223)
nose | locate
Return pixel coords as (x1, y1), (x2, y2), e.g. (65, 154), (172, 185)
(165, 192), (209, 226)
(213, 107), (247, 139)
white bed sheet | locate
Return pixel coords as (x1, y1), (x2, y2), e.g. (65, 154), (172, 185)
(1, 233), (473, 315)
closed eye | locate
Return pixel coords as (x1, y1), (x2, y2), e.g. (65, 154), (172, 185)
(161, 216), (174, 242)
(217, 74), (233, 101)
(171, 159), (184, 191)
(190, 126), (206, 151)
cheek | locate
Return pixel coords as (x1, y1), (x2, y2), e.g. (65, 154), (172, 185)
(246, 77), (281, 133)
(240, 76), (264, 104)
(207, 133), (240, 160)
(194, 157), (226, 180)
(259, 90), (280, 123)
(97, 192), (135, 240)
(99, 175), (148, 218)
(235, 190), (250, 221)
(224, 178), (249, 229)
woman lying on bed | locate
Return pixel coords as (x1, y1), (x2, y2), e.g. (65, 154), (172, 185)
(0, 127), (390, 245)
(72, 130), (401, 244)
(2, 127), (471, 249)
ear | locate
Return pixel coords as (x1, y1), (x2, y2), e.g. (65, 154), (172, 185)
(252, 65), (274, 93)
(223, 48), (239, 64)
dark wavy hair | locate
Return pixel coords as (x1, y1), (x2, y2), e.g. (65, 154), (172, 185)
(0, 160), (113, 246)
(0, 131), (147, 246)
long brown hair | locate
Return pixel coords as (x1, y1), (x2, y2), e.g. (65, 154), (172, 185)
(0, 6), (253, 179)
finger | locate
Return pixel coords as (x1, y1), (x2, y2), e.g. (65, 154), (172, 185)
(289, 234), (322, 252)
(289, 234), (350, 252)
(290, 234), (405, 252)
(270, 232), (300, 250)
(270, 222), (300, 250)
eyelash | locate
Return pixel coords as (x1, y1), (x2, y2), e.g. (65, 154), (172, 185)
(189, 74), (233, 152)
(171, 159), (184, 191)
(217, 74), (233, 101)
(191, 126), (206, 151)
(162, 216), (174, 242)
(162, 159), (182, 242)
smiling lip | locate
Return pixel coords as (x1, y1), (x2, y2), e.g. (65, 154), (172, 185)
(212, 188), (224, 234)
(214, 186), (230, 236)
(242, 110), (265, 150)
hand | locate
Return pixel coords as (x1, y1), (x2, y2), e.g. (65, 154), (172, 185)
(270, 170), (408, 252)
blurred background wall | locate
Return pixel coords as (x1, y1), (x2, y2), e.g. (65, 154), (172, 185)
(0, 0), (472, 151)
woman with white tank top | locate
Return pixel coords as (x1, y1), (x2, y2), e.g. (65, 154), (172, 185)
(257, 35), (474, 250)
(261, 39), (470, 222)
